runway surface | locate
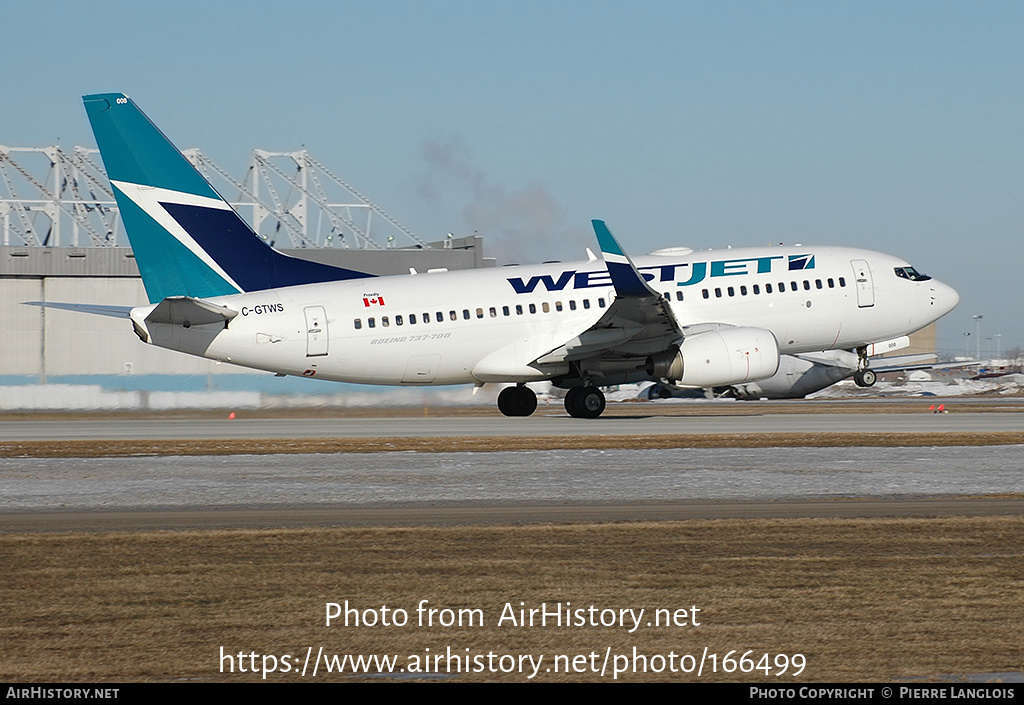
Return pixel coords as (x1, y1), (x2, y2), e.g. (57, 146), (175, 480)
(2, 401), (1022, 531)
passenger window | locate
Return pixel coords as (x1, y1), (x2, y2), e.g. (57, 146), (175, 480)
(828, 278), (835, 288)
(583, 299), (591, 309)
(675, 291), (683, 301)
(529, 303), (537, 314)
(803, 280), (810, 290)
(516, 304), (523, 315)
(569, 300), (577, 310)
(753, 284), (760, 295)
(381, 316), (389, 327)
(598, 298), (606, 308)
(354, 319), (362, 329)
(839, 277), (846, 287)
(368, 318), (376, 328)
(542, 302), (550, 313)
(503, 305), (510, 316)
(555, 301), (563, 312)
(460, 310), (468, 320)
(436, 312), (444, 322)
(489, 307), (497, 318)
(476, 308), (484, 319)
(715, 288), (722, 298)
(702, 289), (710, 299)
(815, 279), (823, 289)
(766, 283), (773, 294)
(727, 286), (735, 297)
(395, 315), (403, 326)
(409, 314), (417, 324)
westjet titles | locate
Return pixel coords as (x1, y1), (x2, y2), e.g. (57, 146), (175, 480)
(508, 253), (814, 294)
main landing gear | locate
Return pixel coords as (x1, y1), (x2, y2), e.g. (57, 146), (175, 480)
(497, 384), (538, 417)
(564, 386), (606, 419)
(495, 383), (608, 419)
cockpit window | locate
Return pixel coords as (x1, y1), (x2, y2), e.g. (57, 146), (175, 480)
(894, 266), (932, 282)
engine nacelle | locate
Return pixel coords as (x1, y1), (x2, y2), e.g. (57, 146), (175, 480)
(645, 327), (780, 387)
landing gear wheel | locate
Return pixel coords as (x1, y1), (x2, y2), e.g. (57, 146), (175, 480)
(564, 387), (583, 417)
(497, 385), (538, 417)
(565, 386), (606, 418)
(853, 368), (877, 387)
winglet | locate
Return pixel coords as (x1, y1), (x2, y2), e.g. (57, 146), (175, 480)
(592, 220), (658, 298)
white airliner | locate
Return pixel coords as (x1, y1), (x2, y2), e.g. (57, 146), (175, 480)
(36, 93), (959, 418)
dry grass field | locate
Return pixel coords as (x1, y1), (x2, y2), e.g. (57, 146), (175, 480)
(3, 516), (1022, 682)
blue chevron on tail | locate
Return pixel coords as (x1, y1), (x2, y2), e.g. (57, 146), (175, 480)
(83, 93), (374, 303)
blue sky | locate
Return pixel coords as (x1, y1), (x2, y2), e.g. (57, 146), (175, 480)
(6, 1), (1023, 355)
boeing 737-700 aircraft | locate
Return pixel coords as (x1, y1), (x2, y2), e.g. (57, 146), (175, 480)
(35, 93), (959, 418)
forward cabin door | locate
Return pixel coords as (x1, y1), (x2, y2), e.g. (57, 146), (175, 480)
(850, 259), (875, 308)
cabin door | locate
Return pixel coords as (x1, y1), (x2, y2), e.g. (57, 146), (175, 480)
(304, 306), (329, 357)
(850, 259), (874, 308)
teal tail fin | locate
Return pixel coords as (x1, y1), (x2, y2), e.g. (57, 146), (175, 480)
(83, 93), (373, 303)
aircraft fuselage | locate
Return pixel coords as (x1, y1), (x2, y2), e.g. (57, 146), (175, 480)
(132, 244), (958, 387)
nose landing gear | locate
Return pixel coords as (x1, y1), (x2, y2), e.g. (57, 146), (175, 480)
(853, 346), (877, 387)
(853, 368), (877, 387)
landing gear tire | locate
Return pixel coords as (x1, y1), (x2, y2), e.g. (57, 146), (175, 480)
(853, 368), (877, 387)
(564, 386), (606, 419)
(497, 385), (538, 417)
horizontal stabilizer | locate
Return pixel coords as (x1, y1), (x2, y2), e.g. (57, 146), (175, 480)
(144, 296), (238, 327)
(23, 301), (132, 318)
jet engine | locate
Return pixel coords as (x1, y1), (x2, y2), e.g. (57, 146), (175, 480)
(645, 326), (780, 387)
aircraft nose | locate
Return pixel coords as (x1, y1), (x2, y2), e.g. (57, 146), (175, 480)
(933, 280), (960, 316)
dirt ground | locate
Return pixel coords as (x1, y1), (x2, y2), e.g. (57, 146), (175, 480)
(2, 516), (1022, 682)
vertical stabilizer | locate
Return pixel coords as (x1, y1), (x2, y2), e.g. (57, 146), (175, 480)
(83, 93), (373, 303)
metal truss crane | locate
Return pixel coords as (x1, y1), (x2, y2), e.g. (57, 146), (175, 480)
(1, 146), (422, 250)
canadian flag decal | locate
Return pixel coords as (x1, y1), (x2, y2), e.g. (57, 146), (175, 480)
(363, 294), (385, 307)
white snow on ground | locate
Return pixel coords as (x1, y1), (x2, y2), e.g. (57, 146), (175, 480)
(809, 373), (1024, 399)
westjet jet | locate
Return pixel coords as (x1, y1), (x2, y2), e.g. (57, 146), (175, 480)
(40, 93), (959, 418)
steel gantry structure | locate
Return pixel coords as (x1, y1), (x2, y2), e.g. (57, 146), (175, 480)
(0, 145), (425, 250)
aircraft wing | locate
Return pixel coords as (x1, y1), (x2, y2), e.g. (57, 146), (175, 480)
(535, 221), (684, 364)
(23, 301), (133, 318)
